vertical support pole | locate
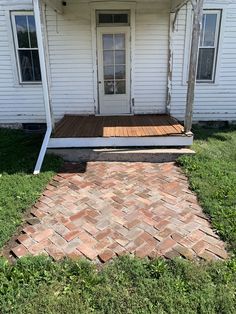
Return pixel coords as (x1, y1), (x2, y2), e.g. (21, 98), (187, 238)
(167, 12), (175, 114)
(184, 0), (204, 133)
(33, 0), (53, 174)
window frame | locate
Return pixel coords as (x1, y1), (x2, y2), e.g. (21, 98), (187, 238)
(196, 9), (222, 83)
(96, 10), (130, 27)
(11, 11), (42, 85)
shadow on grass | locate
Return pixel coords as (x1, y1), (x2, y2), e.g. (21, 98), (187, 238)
(0, 128), (62, 175)
(192, 124), (236, 141)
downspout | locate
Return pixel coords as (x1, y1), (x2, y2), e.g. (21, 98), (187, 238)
(33, 0), (53, 175)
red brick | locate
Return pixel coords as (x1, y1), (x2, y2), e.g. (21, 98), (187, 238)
(64, 230), (81, 242)
(95, 228), (112, 240)
(77, 243), (98, 260)
(12, 245), (29, 258)
(157, 238), (176, 252)
(99, 249), (115, 262)
(70, 210), (87, 222)
(192, 240), (208, 254)
(135, 243), (156, 258)
(32, 229), (54, 242)
(46, 244), (64, 261)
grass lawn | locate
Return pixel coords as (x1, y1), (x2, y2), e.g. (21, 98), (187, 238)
(0, 126), (235, 313)
(0, 128), (62, 248)
(179, 125), (236, 253)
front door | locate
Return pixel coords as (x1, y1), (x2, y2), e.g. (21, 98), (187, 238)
(97, 27), (131, 115)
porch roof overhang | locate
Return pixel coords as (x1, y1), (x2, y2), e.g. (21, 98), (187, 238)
(42, 0), (190, 15)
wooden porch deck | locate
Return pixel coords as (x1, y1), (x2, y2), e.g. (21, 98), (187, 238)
(53, 115), (185, 138)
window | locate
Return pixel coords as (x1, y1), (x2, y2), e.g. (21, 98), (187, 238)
(197, 10), (221, 82)
(11, 12), (41, 83)
(97, 11), (130, 26)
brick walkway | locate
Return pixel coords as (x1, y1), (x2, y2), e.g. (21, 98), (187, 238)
(11, 162), (228, 262)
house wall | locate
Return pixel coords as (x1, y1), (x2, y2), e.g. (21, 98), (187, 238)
(170, 0), (236, 121)
(0, 0), (45, 123)
(0, 0), (170, 124)
(0, 0), (236, 124)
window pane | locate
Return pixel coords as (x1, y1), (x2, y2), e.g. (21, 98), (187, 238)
(197, 48), (215, 81)
(203, 14), (217, 46)
(28, 16), (37, 48)
(99, 14), (113, 24)
(32, 50), (41, 81)
(115, 65), (125, 79)
(114, 14), (128, 24)
(98, 13), (129, 25)
(103, 34), (113, 50)
(115, 34), (125, 49)
(115, 80), (126, 94)
(104, 66), (114, 80)
(115, 51), (125, 64)
(103, 51), (114, 65)
(19, 50), (41, 82)
(15, 15), (29, 48)
(104, 81), (114, 94)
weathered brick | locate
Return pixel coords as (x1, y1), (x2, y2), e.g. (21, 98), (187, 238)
(99, 249), (115, 262)
(12, 245), (29, 258)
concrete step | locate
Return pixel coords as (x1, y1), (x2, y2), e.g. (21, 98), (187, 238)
(47, 148), (195, 163)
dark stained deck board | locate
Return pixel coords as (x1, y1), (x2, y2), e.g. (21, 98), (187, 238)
(53, 115), (185, 138)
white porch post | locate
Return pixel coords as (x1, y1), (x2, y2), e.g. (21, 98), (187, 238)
(33, 0), (53, 174)
(184, 0), (204, 133)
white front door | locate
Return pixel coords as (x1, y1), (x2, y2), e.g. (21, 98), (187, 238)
(97, 27), (131, 115)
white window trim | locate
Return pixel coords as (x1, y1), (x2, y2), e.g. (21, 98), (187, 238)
(197, 9), (221, 83)
(11, 11), (42, 85)
(182, 5), (227, 86)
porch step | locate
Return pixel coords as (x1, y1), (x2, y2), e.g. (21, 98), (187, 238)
(47, 148), (195, 163)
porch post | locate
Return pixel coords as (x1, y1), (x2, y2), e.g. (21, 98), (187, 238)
(33, 0), (53, 174)
(184, 0), (204, 133)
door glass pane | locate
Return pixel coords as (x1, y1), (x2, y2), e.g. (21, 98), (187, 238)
(115, 50), (125, 64)
(115, 34), (125, 49)
(15, 15), (29, 48)
(103, 34), (113, 50)
(115, 65), (125, 79)
(104, 66), (114, 80)
(104, 81), (115, 94)
(203, 14), (217, 46)
(115, 81), (126, 94)
(28, 16), (37, 48)
(102, 33), (126, 95)
(103, 50), (114, 65)
(197, 48), (215, 80)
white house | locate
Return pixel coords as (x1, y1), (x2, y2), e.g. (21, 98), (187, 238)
(0, 0), (235, 173)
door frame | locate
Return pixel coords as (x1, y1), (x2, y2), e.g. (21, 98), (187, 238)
(90, 2), (136, 115)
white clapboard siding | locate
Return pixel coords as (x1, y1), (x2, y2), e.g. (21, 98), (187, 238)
(170, 0), (236, 121)
(134, 1), (169, 114)
(0, 0), (45, 123)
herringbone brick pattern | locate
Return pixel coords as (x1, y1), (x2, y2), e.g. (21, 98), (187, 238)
(10, 162), (228, 262)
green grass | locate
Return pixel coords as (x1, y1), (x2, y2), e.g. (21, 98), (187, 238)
(0, 128), (62, 248)
(0, 126), (236, 313)
(0, 255), (235, 314)
(178, 125), (236, 253)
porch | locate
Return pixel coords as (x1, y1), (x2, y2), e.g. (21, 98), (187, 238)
(48, 115), (193, 148)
